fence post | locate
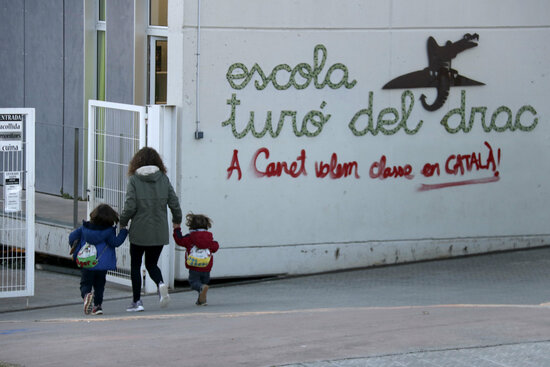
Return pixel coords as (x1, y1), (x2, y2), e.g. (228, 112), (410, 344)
(146, 105), (177, 291)
(73, 127), (79, 228)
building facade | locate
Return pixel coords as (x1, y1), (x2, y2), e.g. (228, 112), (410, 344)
(1, 0), (549, 278)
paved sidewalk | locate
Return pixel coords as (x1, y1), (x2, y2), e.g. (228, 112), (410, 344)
(2, 247), (550, 366)
(0, 268), (132, 314)
(280, 341), (550, 366)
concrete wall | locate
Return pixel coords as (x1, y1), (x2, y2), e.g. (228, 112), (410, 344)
(106, 0), (135, 105)
(62, 0), (85, 199)
(0, 0), (138, 197)
(0, 0), (84, 196)
(4, 0), (550, 281)
(0, 0), (25, 107)
(168, 0), (550, 278)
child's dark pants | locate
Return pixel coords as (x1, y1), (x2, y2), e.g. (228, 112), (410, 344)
(80, 269), (108, 306)
(188, 270), (210, 292)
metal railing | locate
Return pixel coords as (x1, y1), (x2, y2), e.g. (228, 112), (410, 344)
(0, 108), (35, 298)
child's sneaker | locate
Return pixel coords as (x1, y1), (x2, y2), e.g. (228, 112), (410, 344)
(196, 284), (209, 306)
(92, 305), (103, 315)
(126, 299), (144, 312)
(158, 282), (170, 308)
(83, 292), (94, 315)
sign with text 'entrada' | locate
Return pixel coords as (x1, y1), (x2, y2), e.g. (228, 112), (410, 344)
(0, 114), (23, 151)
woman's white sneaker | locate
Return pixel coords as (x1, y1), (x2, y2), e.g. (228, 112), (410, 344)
(159, 282), (171, 308)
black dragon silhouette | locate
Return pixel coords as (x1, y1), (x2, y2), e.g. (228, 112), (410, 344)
(383, 33), (484, 111)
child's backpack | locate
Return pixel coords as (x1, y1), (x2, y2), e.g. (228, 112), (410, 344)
(186, 246), (211, 267)
(76, 242), (107, 268)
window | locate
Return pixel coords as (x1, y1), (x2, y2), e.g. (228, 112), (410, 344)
(149, 0), (168, 26)
(148, 0), (168, 104)
(99, 0), (105, 21)
(152, 38), (167, 104)
(97, 31), (105, 101)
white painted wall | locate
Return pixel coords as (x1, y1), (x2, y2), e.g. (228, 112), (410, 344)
(168, 0), (550, 278)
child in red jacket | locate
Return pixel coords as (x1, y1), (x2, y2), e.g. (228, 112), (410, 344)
(173, 213), (219, 305)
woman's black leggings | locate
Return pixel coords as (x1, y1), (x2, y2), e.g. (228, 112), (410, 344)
(130, 243), (164, 302)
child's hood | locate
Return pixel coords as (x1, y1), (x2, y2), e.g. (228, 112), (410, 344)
(188, 229), (215, 249)
(81, 221), (115, 245)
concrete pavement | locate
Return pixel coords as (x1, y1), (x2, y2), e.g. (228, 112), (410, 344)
(2, 246), (550, 366)
(281, 342), (550, 366)
(34, 192), (87, 227)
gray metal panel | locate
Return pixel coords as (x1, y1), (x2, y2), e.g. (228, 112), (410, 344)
(62, 0), (85, 198)
(0, 0), (25, 107)
(106, 0), (134, 104)
(63, 2), (84, 129)
(25, 0), (64, 194)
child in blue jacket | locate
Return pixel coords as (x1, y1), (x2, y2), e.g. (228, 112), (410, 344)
(69, 204), (128, 315)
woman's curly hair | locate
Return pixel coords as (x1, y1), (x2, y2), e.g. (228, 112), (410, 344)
(128, 147), (167, 175)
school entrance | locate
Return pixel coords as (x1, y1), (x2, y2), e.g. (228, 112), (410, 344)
(87, 101), (177, 292)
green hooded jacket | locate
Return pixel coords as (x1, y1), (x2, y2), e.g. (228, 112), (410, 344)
(120, 165), (182, 246)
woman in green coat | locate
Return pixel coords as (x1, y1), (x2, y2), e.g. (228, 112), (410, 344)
(120, 147), (182, 312)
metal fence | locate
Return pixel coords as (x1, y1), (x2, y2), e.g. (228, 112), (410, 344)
(88, 101), (145, 286)
(0, 109), (35, 298)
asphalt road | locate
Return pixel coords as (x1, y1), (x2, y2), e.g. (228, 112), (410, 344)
(2, 247), (550, 366)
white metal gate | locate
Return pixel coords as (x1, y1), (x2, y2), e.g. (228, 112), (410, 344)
(0, 108), (35, 298)
(88, 101), (146, 286)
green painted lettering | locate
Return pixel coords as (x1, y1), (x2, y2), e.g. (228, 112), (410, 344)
(225, 44), (356, 91)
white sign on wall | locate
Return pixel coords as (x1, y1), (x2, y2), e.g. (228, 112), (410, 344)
(4, 171), (21, 213)
(0, 114), (23, 151)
